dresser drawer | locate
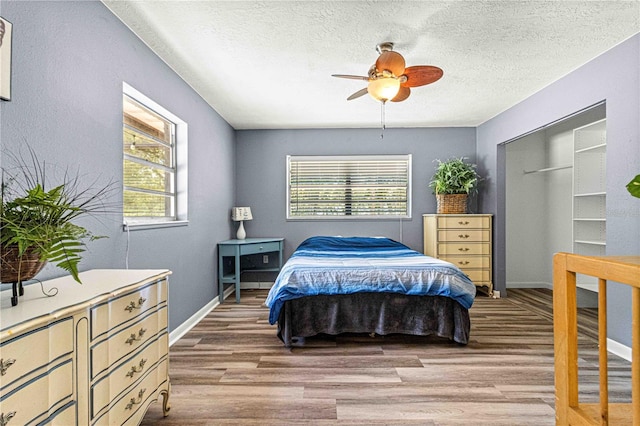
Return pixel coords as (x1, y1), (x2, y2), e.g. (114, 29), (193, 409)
(438, 243), (490, 256)
(91, 306), (168, 379)
(93, 358), (168, 426)
(437, 215), (490, 229)
(0, 360), (73, 426)
(441, 255), (490, 269)
(0, 318), (73, 390)
(438, 229), (490, 242)
(91, 333), (168, 416)
(239, 241), (280, 256)
(463, 269), (491, 283)
(44, 402), (77, 425)
(91, 279), (167, 339)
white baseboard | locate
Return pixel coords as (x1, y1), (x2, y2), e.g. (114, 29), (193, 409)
(507, 281), (553, 289)
(240, 281), (274, 289)
(607, 338), (632, 362)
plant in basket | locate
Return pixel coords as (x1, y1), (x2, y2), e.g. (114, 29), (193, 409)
(428, 157), (480, 214)
(1, 147), (117, 305)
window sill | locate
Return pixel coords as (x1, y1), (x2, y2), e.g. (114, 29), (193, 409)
(123, 220), (189, 231)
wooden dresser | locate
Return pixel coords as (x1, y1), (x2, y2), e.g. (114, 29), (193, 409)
(423, 214), (493, 296)
(0, 269), (171, 426)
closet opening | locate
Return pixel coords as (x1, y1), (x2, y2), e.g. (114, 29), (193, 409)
(503, 102), (606, 308)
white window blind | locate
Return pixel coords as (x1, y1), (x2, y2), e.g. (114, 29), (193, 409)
(287, 155), (412, 219)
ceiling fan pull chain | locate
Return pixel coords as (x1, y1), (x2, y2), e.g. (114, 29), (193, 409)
(380, 101), (385, 140)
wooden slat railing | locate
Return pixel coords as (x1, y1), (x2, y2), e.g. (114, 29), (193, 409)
(553, 253), (640, 425)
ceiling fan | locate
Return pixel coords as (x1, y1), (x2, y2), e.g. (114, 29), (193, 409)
(332, 42), (443, 103)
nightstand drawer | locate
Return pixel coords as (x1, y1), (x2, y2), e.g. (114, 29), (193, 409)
(438, 243), (490, 256)
(437, 216), (490, 229)
(239, 241), (280, 255)
(438, 229), (490, 242)
(440, 255), (490, 269)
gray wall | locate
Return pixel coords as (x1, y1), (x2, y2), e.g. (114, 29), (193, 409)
(235, 127), (476, 259)
(0, 0), (236, 331)
(477, 34), (640, 347)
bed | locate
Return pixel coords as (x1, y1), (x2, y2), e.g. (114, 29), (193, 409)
(264, 236), (476, 347)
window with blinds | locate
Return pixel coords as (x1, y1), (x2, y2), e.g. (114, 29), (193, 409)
(287, 155), (412, 219)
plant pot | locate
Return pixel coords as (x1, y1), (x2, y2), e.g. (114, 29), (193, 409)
(436, 193), (468, 214)
(1, 245), (47, 306)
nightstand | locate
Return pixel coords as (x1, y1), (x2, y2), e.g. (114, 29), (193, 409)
(217, 238), (284, 303)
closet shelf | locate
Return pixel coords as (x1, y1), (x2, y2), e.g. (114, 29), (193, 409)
(575, 143), (606, 154)
(523, 164), (572, 174)
(574, 191), (606, 197)
(574, 239), (606, 246)
(573, 218), (606, 222)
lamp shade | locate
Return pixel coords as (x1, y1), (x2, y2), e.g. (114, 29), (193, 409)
(231, 207), (253, 221)
(368, 77), (400, 102)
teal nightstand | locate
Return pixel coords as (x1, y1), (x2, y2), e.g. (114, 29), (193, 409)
(217, 237), (284, 303)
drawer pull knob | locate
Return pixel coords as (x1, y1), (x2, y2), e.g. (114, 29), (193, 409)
(125, 297), (147, 312)
(125, 328), (147, 345)
(458, 234), (470, 239)
(0, 358), (16, 376)
(458, 248), (470, 252)
(125, 388), (146, 411)
(458, 221), (469, 225)
(0, 411), (16, 426)
(126, 358), (147, 378)
(458, 261), (470, 265)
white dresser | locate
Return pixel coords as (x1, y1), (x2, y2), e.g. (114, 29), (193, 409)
(423, 214), (493, 296)
(0, 269), (171, 425)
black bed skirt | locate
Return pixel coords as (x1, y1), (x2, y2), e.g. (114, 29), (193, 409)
(276, 292), (470, 347)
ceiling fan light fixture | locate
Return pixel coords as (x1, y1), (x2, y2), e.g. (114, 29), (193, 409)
(368, 77), (400, 102)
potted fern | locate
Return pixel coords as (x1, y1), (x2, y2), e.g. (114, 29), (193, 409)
(429, 157), (480, 214)
(1, 147), (116, 306)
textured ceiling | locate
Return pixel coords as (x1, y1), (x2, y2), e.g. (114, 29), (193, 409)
(102, 1), (640, 130)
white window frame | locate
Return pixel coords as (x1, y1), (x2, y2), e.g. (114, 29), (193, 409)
(123, 82), (188, 230)
(286, 154), (412, 220)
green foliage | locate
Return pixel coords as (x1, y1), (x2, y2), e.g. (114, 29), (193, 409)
(1, 147), (116, 283)
(627, 174), (640, 199)
(429, 157), (480, 195)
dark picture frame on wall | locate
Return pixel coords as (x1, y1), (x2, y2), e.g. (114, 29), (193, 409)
(0, 16), (13, 101)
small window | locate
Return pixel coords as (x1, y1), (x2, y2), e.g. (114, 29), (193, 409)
(287, 155), (412, 219)
(123, 84), (187, 228)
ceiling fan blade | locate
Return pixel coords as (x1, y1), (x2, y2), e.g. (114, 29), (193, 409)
(347, 87), (369, 101)
(401, 66), (443, 87)
(375, 51), (405, 76)
(332, 74), (370, 81)
(391, 86), (411, 102)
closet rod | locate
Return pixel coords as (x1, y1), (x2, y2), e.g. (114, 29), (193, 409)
(523, 164), (573, 174)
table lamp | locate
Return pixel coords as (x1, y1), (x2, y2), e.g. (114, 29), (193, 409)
(231, 207), (252, 239)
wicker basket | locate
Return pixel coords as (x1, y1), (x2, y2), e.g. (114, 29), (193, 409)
(436, 193), (468, 214)
(0, 245), (46, 283)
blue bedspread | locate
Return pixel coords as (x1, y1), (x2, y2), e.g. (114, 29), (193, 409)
(265, 236), (476, 324)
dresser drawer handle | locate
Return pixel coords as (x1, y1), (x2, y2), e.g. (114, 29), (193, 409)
(458, 221), (469, 225)
(458, 261), (470, 265)
(126, 358), (147, 378)
(125, 328), (147, 345)
(458, 234), (470, 239)
(458, 247), (470, 252)
(124, 297), (147, 313)
(125, 388), (146, 411)
(0, 358), (16, 376)
(0, 411), (16, 426)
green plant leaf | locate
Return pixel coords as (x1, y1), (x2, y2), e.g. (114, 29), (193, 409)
(627, 174), (640, 198)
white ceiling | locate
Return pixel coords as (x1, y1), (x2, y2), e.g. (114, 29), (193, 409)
(103, 1), (640, 130)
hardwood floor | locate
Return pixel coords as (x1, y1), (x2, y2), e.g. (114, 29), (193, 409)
(141, 288), (632, 425)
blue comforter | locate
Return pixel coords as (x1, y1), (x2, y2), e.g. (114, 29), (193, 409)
(265, 236), (476, 324)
